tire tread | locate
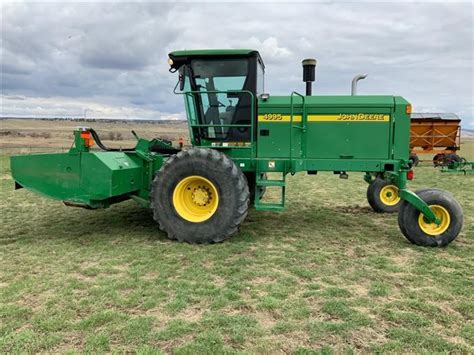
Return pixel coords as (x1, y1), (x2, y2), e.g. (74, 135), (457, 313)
(150, 148), (249, 244)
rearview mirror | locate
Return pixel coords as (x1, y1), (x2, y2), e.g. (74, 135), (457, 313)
(179, 73), (185, 91)
(178, 67), (186, 91)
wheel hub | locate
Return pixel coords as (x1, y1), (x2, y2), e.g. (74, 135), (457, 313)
(418, 205), (450, 236)
(379, 185), (400, 206)
(172, 176), (219, 223)
(192, 186), (211, 206)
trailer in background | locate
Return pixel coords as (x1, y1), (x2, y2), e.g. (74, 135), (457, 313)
(409, 113), (462, 166)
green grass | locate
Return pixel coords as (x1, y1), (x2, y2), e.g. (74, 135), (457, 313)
(0, 148), (473, 353)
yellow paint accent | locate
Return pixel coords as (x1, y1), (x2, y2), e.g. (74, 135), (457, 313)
(379, 185), (400, 206)
(308, 114), (390, 122)
(258, 114), (302, 122)
(258, 113), (389, 122)
(172, 175), (219, 223)
(418, 205), (450, 236)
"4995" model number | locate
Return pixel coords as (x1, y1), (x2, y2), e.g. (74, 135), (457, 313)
(261, 114), (283, 121)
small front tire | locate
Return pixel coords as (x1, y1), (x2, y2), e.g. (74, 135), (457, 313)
(367, 178), (401, 213)
(398, 189), (463, 247)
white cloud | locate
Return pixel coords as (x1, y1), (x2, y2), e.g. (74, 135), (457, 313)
(246, 37), (292, 61)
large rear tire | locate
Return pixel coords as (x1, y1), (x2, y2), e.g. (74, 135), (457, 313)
(151, 148), (249, 243)
(398, 189), (463, 247)
(367, 178), (401, 213)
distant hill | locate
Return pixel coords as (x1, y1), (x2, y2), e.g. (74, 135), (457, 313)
(462, 129), (474, 138)
(0, 117), (186, 124)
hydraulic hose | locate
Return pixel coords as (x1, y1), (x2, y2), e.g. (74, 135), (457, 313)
(89, 128), (135, 152)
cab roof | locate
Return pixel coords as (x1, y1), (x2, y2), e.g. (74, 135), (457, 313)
(168, 49), (264, 70)
(169, 49), (258, 57)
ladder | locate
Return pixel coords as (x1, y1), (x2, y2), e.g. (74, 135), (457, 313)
(254, 173), (286, 211)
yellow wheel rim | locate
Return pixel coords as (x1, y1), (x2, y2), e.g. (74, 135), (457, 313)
(379, 185), (400, 206)
(418, 205), (450, 236)
(172, 175), (219, 223)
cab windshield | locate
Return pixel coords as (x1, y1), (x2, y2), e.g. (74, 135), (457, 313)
(186, 58), (253, 142)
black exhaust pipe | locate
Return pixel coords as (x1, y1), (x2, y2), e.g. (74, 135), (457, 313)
(302, 58), (317, 96)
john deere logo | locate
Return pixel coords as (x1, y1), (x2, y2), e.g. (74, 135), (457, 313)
(337, 113), (386, 121)
(258, 113), (390, 122)
(307, 114), (390, 122)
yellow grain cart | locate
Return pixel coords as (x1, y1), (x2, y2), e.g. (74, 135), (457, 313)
(409, 113), (462, 166)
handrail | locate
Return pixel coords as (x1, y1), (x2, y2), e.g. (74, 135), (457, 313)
(290, 92), (305, 170)
(175, 89), (255, 155)
(189, 124), (252, 128)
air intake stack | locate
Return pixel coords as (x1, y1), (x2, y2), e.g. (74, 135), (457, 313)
(302, 58), (317, 96)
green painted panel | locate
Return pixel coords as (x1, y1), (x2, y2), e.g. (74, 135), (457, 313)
(253, 158), (401, 173)
(11, 151), (144, 207)
(258, 95), (397, 108)
(11, 153), (83, 201)
(257, 121), (302, 158)
(392, 96), (411, 160)
(81, 152), (142, 200)
(305, 109), (392, 160)
(256, 95), (397, 161)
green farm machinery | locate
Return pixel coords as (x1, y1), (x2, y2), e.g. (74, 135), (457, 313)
(441, 159), (474, 175)
(11, 49), (464, 246)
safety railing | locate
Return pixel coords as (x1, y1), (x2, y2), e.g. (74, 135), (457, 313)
(175, 89), (256, 154)
(290, 91), (306, 167)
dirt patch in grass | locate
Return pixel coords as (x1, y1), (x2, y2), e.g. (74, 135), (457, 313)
(254, 310), (278, 330)
(176, 307), (206, 323)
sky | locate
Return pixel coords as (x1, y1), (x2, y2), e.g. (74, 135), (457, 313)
(1, 1), (473, 128)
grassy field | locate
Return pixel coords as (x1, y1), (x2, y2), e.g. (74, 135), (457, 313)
(0, 122), (473, 353)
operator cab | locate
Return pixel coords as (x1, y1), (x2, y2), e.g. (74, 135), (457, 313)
(168, 49), (264, 144)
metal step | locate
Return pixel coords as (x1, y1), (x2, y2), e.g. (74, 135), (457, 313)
(255, 202), (284, 211)
(256, 179), (285, 187)
(254, 173), (286, 211)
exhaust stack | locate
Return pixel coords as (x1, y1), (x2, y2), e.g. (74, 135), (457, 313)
(302, 58), (317, 96)
(351, 74), (368, 96)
